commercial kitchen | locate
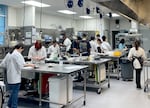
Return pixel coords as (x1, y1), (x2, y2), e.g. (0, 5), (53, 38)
(0, 0), (150, 108)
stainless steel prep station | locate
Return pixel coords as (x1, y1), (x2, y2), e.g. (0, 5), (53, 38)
(46, 57), (111, 94)
(14, 63), (88, 107)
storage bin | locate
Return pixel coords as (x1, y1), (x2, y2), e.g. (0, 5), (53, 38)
(48, 76), (72, 108)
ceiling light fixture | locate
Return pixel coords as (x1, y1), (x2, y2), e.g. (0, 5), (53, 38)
(79, 15), (93, 19)
(21, 0), (50, 7)
(106, 13), (120, 17)
(57, 10), (76, 15)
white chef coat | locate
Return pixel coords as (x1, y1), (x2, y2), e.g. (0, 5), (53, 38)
(28, 46), (47, 63)
(101, 41), (112, 53)
(90, 40), (97, 54)
(63, 38), (72, 51)
(96, 44), (104, 53)
(128, 47), (146, 69)
(7, 50), (26, 84)
(0, 53), (11, 68)
(48, 44), (60, 58)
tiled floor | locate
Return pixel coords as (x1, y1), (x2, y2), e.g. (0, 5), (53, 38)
(3, 72), (150, 108)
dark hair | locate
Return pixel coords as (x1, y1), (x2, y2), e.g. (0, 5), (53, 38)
(97, 38), (102, 43)
(90, 36), (95, 40)
(8, 47), (15, 54)
(102, 35), (106, 41)
(120, 39), (125, 44)
(96, 34), (100, 37)
(53, 40), (57, 43)
(134, 40), (140, 50)
(14, 43), (24, 49)
(77, 36), (82, 41)
(82, 33), (87, 38)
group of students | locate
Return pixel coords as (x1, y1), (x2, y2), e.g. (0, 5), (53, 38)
(0, 32), (147, 108)
(0, 33), (112, 108)
(89, 34), (112, 54)
(70, 34), (112, 56)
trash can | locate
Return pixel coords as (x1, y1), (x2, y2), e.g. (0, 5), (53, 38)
(48, 76), (73, 108)
(120, 58), (133, 81)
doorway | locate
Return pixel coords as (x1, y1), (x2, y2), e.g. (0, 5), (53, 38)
(112, 31), (119, 49)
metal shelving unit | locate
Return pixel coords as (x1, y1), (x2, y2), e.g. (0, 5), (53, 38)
(115, 33), (143, 49)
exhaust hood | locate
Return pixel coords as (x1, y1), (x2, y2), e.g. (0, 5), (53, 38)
(92, 0), (150, 26)
(120, 0), (150, 26)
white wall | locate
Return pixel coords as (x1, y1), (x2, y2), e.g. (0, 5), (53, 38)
(16, 6), (35, 27)
(7, 6), (113, 37)
(35, 12), (75, 30)
(8, 7), (17, 27)
(75, 18), (108, 36)
(110, 18), (131, 31)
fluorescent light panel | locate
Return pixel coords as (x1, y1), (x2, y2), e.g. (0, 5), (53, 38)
(106, 13), (120, 17)
(57, 10), (76, 15)
(21, 0), (50, 7)
(79, 16), (93, 19)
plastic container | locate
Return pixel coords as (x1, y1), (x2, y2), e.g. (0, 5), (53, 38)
(48, 76), (72, 108)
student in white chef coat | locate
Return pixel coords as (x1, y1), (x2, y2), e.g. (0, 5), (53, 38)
(1, 43), (34, 108)
(28, 40), (47, 64)
(128, 40), (146, 89)
(61, 32), (72, 52)
(48, 40), (60, 59)
(96, 38), (103, 53)
(89, 36), (97, 54)
(101, 35), (112, 53)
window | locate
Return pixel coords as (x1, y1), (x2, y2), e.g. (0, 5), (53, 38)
(0, 5), (7, 45)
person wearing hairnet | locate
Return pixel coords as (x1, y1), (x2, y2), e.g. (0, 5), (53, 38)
(28, 40), (47, 64)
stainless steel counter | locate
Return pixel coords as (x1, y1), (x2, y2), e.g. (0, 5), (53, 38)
(23, 63), (87, 74)
(22, 63), (88, 107)
(46, 58), (111, 94)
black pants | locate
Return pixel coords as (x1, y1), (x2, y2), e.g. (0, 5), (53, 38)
(135, 69), (142, 88)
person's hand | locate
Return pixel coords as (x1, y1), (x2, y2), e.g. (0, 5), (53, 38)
(29, 64), (35, 68)
(32, 57), (38, 60)
(37, 57), (43, 60)
(59, 43), (63, 46)
(25, 63), (35, 68)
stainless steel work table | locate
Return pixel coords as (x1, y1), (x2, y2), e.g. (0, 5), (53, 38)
(46, 58), (111, 94)
(22, 63), (88, 107)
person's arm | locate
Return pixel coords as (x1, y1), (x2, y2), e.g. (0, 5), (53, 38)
(128, 48), (133, 61)
(142, 48), (146, 60)
(0, 53), (10, 67)
(15, 54), (35, 69)
(24, 63), (35, 68)
(28, 47), (33, 59)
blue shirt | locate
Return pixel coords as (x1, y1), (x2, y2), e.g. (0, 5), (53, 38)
(118, 43), (125, 50)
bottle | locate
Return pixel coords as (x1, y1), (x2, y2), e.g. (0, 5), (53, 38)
(59, 56), (63, 66)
